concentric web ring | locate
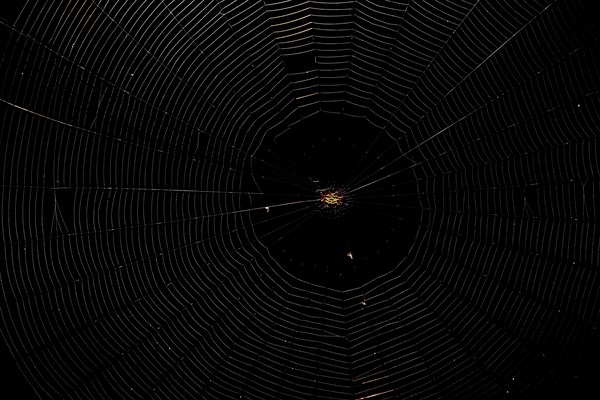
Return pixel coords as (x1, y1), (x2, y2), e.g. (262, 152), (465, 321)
(1, 1), (600, 399)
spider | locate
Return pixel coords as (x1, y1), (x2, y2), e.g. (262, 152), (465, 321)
(320, 189), (344, 207)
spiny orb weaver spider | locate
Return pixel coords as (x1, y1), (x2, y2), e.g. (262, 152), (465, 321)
(320, 189), (344, 207)
(317, 186), (350, 219)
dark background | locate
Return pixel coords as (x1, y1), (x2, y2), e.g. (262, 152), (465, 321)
(2, 1), (600, 399)
(252, 113), (420, 290)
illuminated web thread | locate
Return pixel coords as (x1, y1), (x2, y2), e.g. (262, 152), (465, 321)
(1, 1), (599, 400)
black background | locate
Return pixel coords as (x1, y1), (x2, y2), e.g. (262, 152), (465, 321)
(2, 1), (600, 399)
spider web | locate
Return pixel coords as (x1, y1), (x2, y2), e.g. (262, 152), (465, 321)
(1, 0), (600, 399)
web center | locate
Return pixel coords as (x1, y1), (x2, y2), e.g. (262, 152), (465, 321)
(317, 185), (351, 219)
